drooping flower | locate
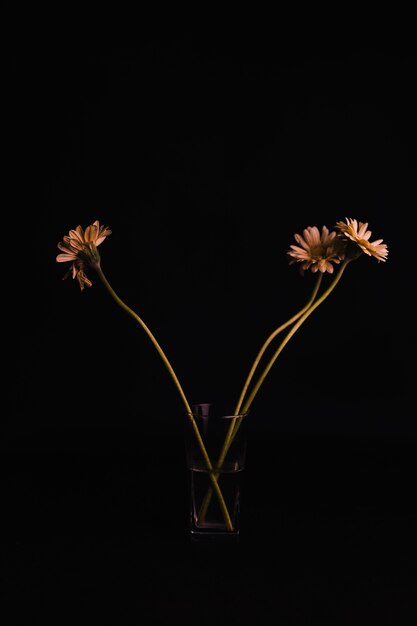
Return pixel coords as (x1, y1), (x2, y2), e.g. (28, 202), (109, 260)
(287, 225), (345, 274)
(56, 220), (112, 290)
(335, 217), (388, 262)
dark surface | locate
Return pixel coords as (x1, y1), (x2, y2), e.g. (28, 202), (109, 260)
(1, 428), (416, 623)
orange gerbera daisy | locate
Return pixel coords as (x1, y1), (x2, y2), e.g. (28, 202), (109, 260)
(335, 218), (388, 262)
(56, 220), (112, 290)
(287, 225), (345, 274)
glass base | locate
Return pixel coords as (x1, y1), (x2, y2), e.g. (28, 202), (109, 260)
(190, 528), (240, 543)
(188, 468), (242, 540)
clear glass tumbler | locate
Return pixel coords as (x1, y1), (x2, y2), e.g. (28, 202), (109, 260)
(184, 403), (248, 542)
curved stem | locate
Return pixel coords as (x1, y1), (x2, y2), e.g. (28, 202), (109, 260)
(96, 265), (189, 412)
(95, 264), (234, 530)
(197, 273), (323, 524)
(198, 262), (349, 523)
(234, 274), (323, 416)
(241, 260), (350, 415)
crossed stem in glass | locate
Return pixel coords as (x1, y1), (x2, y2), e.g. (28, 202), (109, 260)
(97, 262), (349, 532)
(189, 265), (348, 529)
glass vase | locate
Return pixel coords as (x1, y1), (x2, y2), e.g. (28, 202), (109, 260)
(184, 403), (248, 542)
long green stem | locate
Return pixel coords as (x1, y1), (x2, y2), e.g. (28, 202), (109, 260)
(197, 273), (323, 524)
(94, 264), (234, 531)
(198, 262), (350, 524)
(241, 260), (349, 415)
(234, 274), (323, 417)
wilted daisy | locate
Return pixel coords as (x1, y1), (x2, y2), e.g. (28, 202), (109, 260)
(287, 225), (345, 274)
(335, 217), (388, 262)
(56, 220), (112, 290)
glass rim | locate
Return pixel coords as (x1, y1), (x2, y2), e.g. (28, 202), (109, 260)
(188, 403), (249, 420)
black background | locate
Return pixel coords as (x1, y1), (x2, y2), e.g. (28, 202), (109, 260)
(3, 32), (417, 622)
(7, 37), (416, 437)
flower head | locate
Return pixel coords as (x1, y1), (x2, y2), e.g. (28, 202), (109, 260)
(56, 220), (112, 290)
(335, 217), (388, 262)
(287, 225), (345, 274)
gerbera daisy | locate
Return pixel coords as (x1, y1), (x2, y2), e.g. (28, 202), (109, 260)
(287, 225), (345, 274)
(335, 218), (388, 262)
(56, 220), (112, 290)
